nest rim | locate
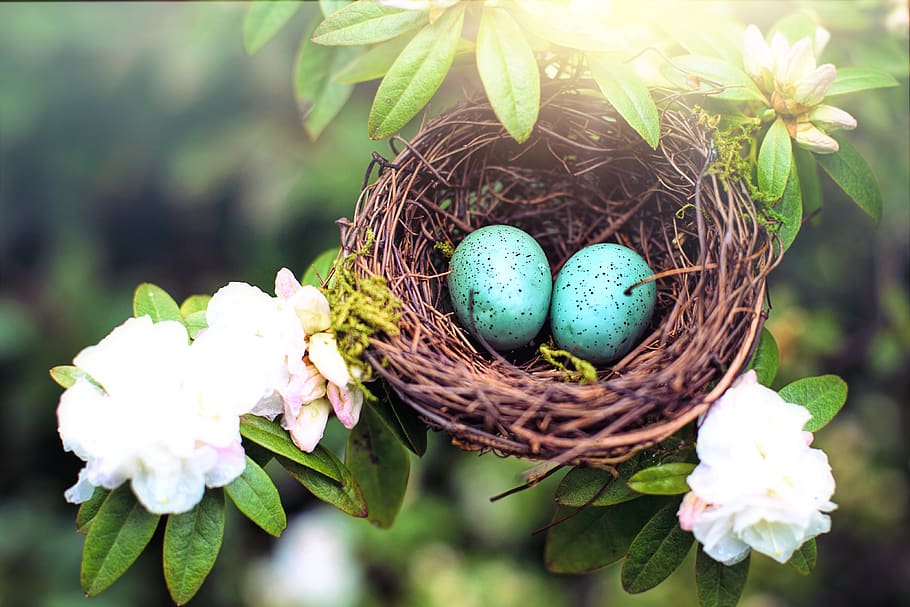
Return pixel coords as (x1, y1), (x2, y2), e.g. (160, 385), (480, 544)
(344, 81), (780, 467)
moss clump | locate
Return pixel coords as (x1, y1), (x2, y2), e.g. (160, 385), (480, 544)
(539, 342), (598, 384)
(695, 108), (775, 206)
(324, 229), (402, 397)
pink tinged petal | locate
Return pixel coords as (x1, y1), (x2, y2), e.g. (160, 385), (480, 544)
(275, 267), (302, 301)
(202, 440), (248, 487)
(802, 431), (815, 447)
(807, 104), (857, 131)
(308, 333), (350, 388)
(733, 368), (758, 388)
(282, 365), (327, 416)
(794, 121), (839, 153)
(284, 398), (331, 452)
(793, 63), (836, 106)
(327, 383), (364, 429)
(678, 491), (709, 532)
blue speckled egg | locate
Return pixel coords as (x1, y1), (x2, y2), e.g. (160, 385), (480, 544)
(448, 225), (552, 350)
(550, 243), (657, 364)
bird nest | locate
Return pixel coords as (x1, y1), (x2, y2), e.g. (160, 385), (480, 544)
(343, 82), (780, 467)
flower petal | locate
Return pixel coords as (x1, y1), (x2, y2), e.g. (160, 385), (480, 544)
(743, 25), (774, 90)
(131, 460), (207, 515)
(308, 332), (350, 388)
(275, 267), (302, 301)
(793, 63), (836, 107)
(794, 121), (839, 153)
(284, 398), (331, 452)
(327, 382), (364, 429)
(64, 468), (101, 504)
(776, 37), (817, 92)
(288, 286), (332, 336)
(808, 104), (857, 132)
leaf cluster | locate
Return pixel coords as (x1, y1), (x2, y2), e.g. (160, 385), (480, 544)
(243, 1), (899, 260)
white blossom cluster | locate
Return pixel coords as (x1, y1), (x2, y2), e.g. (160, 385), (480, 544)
(678, 370), (837, 565)
(57, 268), (361, 514)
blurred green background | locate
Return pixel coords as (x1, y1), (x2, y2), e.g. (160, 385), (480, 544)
(0, 2), (907, 606)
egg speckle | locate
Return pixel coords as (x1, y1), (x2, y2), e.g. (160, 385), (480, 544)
(448, 225), (552, 350)
(550, 243), (657, 364)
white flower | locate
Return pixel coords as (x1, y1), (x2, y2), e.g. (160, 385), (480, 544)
(743, 24), (855, 153)
(206, 268), (365, 453)
(57, 316), (256, 514)
(678, 370), (837, 565)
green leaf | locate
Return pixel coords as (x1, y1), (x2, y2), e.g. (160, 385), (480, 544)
(588, 54), (660, 149)
(695, 548), (750, 607)
(628, 463), (696, 495)
(345, 405), (411, 528)
(182, 311), (208, 340)
(332, 33), (415, 84)
(778, 375), (848, 432)
(76, 487), (111, 535)
(786, 538), (817, 576)
(367, 7), (465, 139)
(239, 415), (344, 482)
(133, 283), (182, 323)
(243, 0), (302, 55)
(475, 7), (540, 143)
(793, 146), (822, 218)
(555, 458), (642, 507)
(775, 150), (802, 254)
(296, 21), (358, 140)
(81, 485), (161, 597)
(745, 328), (779, 388)
(545, 497), (666, 573)
(50, 365), (96, 390)
(371, 385), (428, 456)
(664, 55), (767, 102)
(279, 455), (368, 518)
(757, 118), (792, 201)
(816, 133), (883, 222)
(825, 67), (900, 97)
(312, 2), (427, 46)
(179, 295), (211, 317)
(622, 501), (694, 593)
(301, 247), (341, 288)
(224, 456), (287, 537)
(163, 490), (225, 606)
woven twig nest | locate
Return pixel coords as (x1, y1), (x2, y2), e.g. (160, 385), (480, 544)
(345, 82), (780, 467)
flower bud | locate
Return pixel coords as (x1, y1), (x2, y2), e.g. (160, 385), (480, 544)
(808, 104), (857, 132)
(794, 120), (840, 153)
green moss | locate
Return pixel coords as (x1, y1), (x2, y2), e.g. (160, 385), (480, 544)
(324, 229), (402, 399)
(434, 241), (455, 258)
(539, 342), (598, 384)
(695, 108), (774, 206)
